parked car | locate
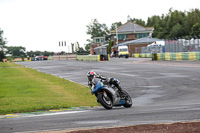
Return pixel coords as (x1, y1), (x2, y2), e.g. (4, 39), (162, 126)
(31, 56), (48, 61)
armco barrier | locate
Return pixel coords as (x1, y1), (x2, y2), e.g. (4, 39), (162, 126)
(152, 52), (200, 61)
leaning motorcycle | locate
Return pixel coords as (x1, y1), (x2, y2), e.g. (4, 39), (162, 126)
(91, 78), (132, 109)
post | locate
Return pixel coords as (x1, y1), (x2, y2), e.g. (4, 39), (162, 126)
(115, 24), (118, 45)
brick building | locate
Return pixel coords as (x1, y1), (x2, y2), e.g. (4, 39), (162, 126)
(90, 37), (106, 55)
(90, 16), (162, 56)
(110, 17), (154, 56)
(111, 22), (153, 45)
(112, 37), (163, 56)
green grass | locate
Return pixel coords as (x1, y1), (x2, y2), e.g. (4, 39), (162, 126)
(0, 62), (21, 67)
(0, 63), (98, 115)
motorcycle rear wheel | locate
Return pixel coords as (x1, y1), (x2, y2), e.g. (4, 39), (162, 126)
(98, 92), (113, 109)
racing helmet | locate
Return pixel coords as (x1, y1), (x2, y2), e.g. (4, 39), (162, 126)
(87, 71), (96, 82)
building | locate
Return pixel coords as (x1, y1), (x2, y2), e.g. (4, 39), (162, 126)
(112, 37), (163, 55)
(90, 16), (157, 56)
(90, 37), (106, 55)
(110, 16), (154, 56)
(111, 19), (153, 45)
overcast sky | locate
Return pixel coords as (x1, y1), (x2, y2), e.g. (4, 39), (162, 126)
(0, 0), (200, 52)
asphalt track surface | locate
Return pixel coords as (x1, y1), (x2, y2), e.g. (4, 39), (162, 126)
(1, 58), (200, 133)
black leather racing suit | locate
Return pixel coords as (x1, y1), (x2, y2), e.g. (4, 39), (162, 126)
(90, 74), (123, 92)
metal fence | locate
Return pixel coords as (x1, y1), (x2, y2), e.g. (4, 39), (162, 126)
(139, 39), (200, 53)
(165, 39), (200, 52)
(140, 46), (164, 53)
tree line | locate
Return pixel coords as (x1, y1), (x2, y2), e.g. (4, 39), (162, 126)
(147, 8), (200, 39)
(86, 8), (200, 42)
(6, 46), (55, 57)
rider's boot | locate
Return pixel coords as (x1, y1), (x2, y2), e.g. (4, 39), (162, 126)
(117, 85), (123, 92)
(117, 86), (125, 98)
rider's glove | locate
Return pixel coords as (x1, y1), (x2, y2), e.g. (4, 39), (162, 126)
(96, 74), (100, 78)
(91, 90), (94, 95)
(91, 85), (95, 95)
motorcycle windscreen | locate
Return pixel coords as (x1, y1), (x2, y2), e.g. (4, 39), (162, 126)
(92, 78), (101, 85)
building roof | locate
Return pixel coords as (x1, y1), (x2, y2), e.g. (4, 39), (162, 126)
(112, 37), (163, 48)
(93, 43), (109, 50)
(90, 43), (94, 46)
(112, 21), (153, 33)
(93, 37), (105, 39)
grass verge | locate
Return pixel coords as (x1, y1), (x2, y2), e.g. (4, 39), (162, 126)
(0, 62), (98, 115)
(0, 62), (21, 67)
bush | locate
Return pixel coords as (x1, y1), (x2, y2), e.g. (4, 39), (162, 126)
(7, 57), (14, 61)
(21, 55), (24, 61)
(0, 51), (6, 62)
(77, 52), (90, 55)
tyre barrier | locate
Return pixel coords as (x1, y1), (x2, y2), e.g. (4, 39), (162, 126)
(132, 53), (152, 58)
(154, 52), (200, 61)
(76, 55), (110, 61)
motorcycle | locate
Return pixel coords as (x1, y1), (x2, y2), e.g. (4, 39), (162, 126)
(91, 78), (132, 109)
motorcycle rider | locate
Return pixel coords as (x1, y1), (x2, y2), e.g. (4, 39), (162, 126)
(87, 71), (123, 92)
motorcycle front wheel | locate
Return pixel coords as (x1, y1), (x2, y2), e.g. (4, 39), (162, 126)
(121, 90), (132, 108)
(98, 92), (113, 109)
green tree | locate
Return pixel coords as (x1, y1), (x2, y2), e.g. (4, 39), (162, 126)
(108, 41), (113, 53)
(78, 47), (84, 52)
(43, 51), (50, 56)
(71, 43), (74, 54)
(86, 19), (108, 40)
(21, 55), (24, 61)
(169, 23), (185, 39)
(26, 50), (54, 57)
(110, 22), (122, 31)
(34, 51), (42, 56)
(184, 9), (200, 35)
(148, 8), (193, 39)
(85, 44), (90, 51)
(0, 29), (7, 61)
(147, 15), (162, 27)
(190, 23), (200, 38)
(130, 18), (146, 27)
(85, 8), (200, 41)
(6, 46), (26, 57)
(27, 50), (34, 57)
